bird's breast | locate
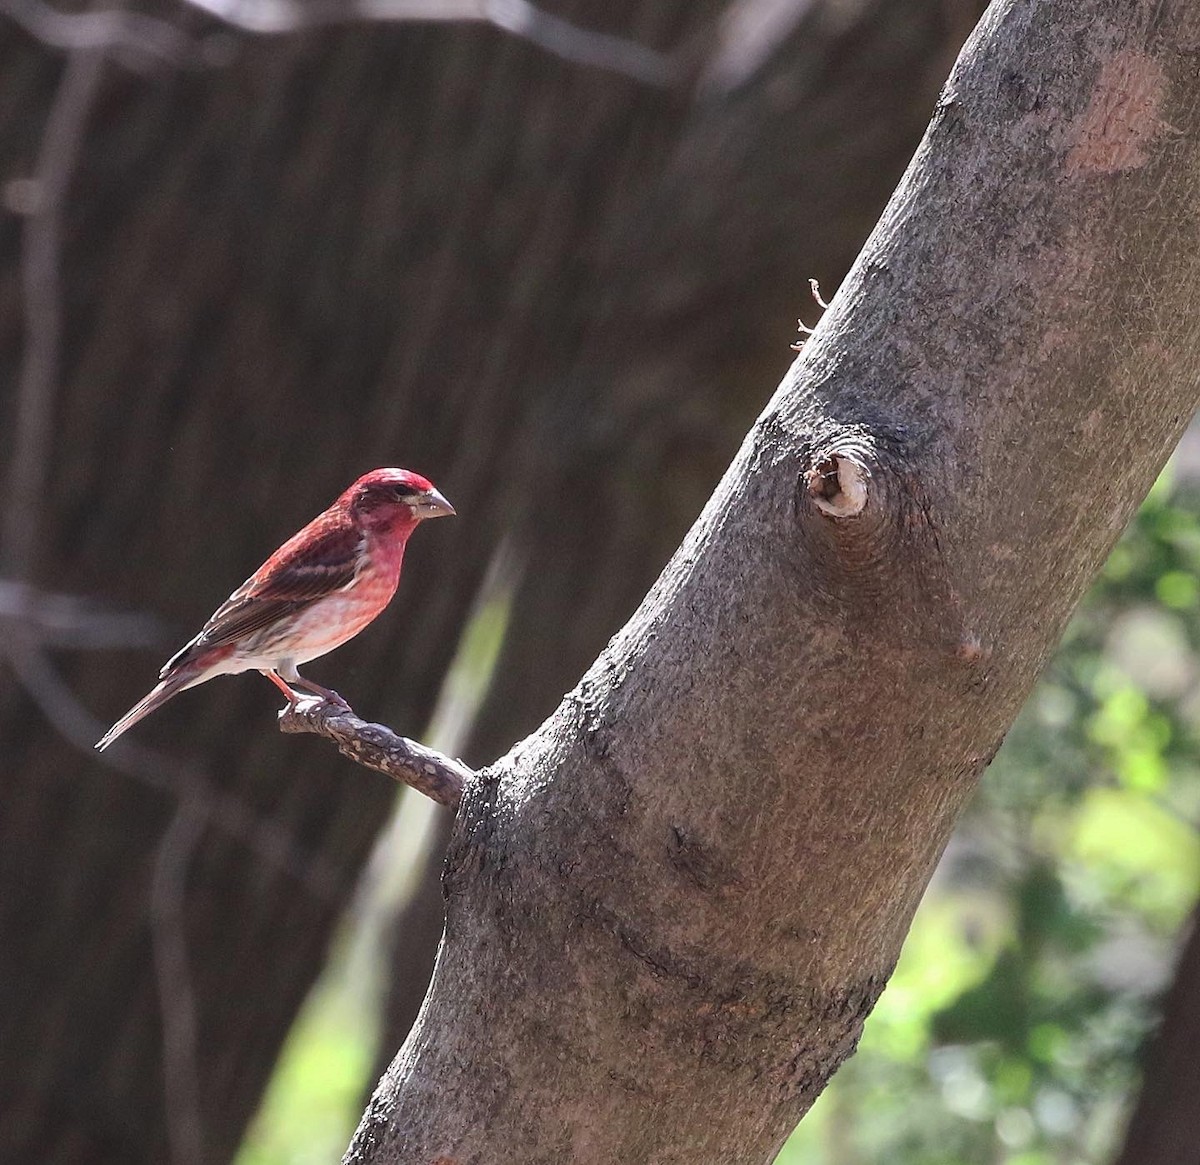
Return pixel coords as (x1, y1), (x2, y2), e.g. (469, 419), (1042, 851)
(237, 551), (404, 669)
(276, 578), (399, 665)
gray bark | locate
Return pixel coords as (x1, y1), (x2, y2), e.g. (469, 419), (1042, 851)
(350, 1), (1200, 1161)
(371, 0), (989, 1072)
(0, 2), (985, 1160)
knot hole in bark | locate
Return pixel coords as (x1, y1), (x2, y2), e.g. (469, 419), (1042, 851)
(793, 437), (953, 626)
(805, 452), (869, 518)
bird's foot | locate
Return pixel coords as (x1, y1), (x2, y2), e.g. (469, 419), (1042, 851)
(279, 693), (352, 730)
(292, 681), (352, 713)
(267, 670), (352, 717)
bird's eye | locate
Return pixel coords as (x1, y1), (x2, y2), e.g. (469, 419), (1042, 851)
(391, 484), (420, 501)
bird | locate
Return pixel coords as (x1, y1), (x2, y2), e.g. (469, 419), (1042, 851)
(95, 467), (455, 751)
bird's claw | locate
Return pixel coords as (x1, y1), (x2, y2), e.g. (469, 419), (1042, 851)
(319, 689), (352, 713)
(292, 688), (351, 715)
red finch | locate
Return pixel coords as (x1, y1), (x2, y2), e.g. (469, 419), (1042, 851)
(96, 468), (454, 751)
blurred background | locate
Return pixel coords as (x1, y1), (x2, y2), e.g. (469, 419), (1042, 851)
(1, 1), (1195, 1163)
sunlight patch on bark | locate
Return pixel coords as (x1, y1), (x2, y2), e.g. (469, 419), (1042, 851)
(1065, 49), (1171, 176)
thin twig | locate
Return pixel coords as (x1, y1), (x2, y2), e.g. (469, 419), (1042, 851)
(279, 698), (473, 809)
(150, 800), (208, 1165)
(0, 47), (106, 584)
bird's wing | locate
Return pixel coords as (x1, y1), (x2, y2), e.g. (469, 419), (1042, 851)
(161, 515), (366, 675)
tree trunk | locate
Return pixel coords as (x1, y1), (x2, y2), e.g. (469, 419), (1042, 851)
(372, 0), (987, 1071)
(349, 1), (1200, 1161)
(0, 1), (983, 1161)
(1115, 912), (1200, 1165)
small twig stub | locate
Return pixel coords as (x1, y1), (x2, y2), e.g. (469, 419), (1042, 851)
(792, 277), (831, 350)
(806, 452), (869, 518)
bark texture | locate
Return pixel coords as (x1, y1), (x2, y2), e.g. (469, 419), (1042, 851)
(351, 2), (1200, 1161)
(0, 1), (984, 1161)
(372, 0), (987, 1070)
(1116, 912), (1200, 1165)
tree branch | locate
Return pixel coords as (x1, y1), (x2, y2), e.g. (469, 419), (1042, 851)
(4, 0), (677, 85)
(179, 0), (678, 85)
(0, 0), (208, 69)
(278, 698), (472, 809)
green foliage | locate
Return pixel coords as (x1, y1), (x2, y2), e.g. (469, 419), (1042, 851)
(780, 460), (1200, 1163)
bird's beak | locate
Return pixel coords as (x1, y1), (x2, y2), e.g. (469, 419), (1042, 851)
(415, 487), (456, 519)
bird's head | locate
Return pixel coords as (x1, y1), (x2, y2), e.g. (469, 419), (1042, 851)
(345, 468), (456, 533)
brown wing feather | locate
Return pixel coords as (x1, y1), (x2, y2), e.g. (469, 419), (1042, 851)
(162, 513), (364, 675)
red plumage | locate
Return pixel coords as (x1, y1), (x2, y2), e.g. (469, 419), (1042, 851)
(96, 468), (454, 751)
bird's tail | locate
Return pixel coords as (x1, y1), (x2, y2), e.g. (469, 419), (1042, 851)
(95, 666), (203, 752)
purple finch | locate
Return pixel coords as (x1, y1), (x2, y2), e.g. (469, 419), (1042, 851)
(96, 468), (454, 751)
